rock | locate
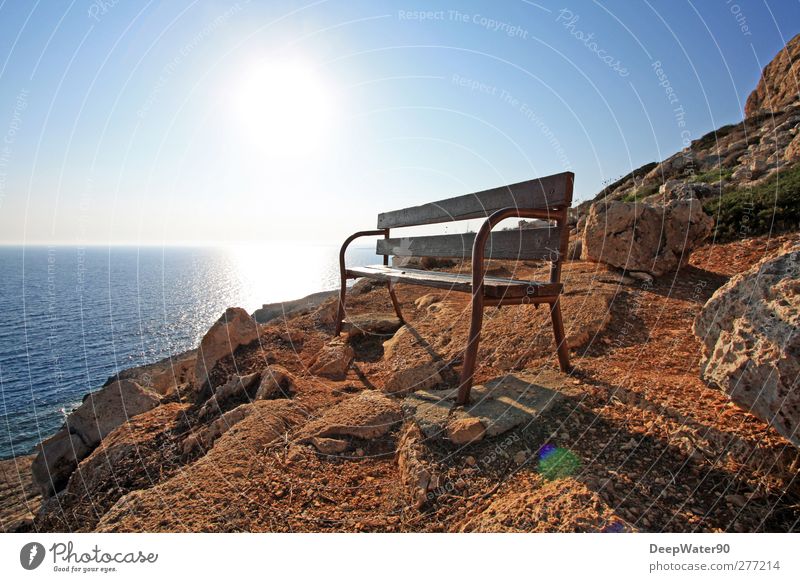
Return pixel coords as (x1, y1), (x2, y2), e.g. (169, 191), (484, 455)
(255, 365), (295, 400)
(745, 33), (800, 116)
(114, 348), (196, 396)
(313, 298), (339, 326)
(66, 380), (161, 449)
(213, 372), (261, 403)
(351, 278), (382, 296)
(195, 307), (259, 390)
(694, 249), (800, 447)
(447, 417), (486, 445)
(31, 429), (91, 497)
(581, 198), (713, 276)
(31, 379), (161, 497)
(298, 390), (402, 442)
(403, 372), (564, 441)
(382, 325), (415, 361)
(309, 339), (354, 380)
(513, 450), (528, 465)
(784, 132), (800, 163)
(310, 437), (349, 454)
(414, 294), (442, 310)
(567, 237), (582, 261)
(657, 181), (711, 202)
(383, 363), (442, 395)
(342, 313), (402, 339)
(396, 422), (438, 508)
(252, 290), (336, 323)
(628, 271), (654, 283)
(185, 403), (259, 456)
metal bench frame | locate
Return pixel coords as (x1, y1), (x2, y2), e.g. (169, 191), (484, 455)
(334, 172), (574, 405)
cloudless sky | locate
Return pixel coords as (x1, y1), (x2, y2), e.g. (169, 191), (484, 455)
(0, 0), (798, 245)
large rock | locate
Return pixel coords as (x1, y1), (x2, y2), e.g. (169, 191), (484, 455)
(64, 380), (161, 448)
(297, 391), (402, 442)
(31, 379), (161, 496)
(309, 338), (354, 380)
(745, 33), (800, 117)
(114, 348), (196, 396)
(31, 429), (91, 497)
(195, 307), (259, 390)
(383, 363), (442, 395)
(694, 249), (800, 447)
(581, 198), (713, 276)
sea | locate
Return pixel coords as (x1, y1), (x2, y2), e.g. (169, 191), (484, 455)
(0, 243), (377, 459)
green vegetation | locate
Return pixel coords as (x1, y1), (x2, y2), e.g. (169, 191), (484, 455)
(691, 167), (734, 184)
(704, 163), (800, 241)
(621, 183), (660, 203)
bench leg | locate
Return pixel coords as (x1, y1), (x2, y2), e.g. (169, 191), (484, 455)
(386, 281), (404, 323)
(549, 296), (572, 373)
(334, 275), (347, 336)
(457, 293), (484, 406)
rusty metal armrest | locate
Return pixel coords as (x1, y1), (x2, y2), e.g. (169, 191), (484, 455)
(457, 206), (568, 405)
(335, 229), (390, 334)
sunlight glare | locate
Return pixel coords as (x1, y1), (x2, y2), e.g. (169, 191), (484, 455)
(233, 59), (334, 157)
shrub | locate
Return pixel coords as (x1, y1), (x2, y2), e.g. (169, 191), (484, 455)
(704, 163), (800, 241)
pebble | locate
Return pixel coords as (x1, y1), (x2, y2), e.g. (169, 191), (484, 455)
(465, 456), (477, 466)
(513, 451), (527, 465)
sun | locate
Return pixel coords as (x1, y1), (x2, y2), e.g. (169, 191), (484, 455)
(232, 60), (334, 157)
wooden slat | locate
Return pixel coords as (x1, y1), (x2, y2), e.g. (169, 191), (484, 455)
(345, 265), (561, 298)
(376, 227), (561, 261)
(377, 172), (573, 229)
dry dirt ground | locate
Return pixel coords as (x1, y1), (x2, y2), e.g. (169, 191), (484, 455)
(2, 233), (798, 532)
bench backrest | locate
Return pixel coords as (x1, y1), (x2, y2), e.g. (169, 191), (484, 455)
(375, 171), (573, 263)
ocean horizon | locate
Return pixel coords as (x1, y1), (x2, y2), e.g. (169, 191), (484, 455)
(0, 243), (377, 459)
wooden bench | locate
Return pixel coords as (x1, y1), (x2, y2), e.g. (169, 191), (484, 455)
(335, 171), (574, 405)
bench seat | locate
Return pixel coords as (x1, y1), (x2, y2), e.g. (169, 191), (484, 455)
(346, 265), (562, 299)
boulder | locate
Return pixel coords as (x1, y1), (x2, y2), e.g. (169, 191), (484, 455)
(581, 198), (713, 276)
(31, 379), (160, 496)
(694, 249), (800, 447)
(447, 417), (486, 445)
(745, 33), (800, 116)
(255, 365), (296, 400)
(298, 390), (402, 442)
(309, 339), (354, 380)
(31, 429), (91, 497)
(414, 294), (442, 310)
(342, 313), (402, 340)
(383, 363), (443, 395)
(65, 380), (161, 449)
(114, 348), (196, 396)
(195, 307), (259, 390)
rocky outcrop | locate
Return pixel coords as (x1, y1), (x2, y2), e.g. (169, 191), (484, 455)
(195, 307), (259, 390)
(113, 349), (196, 396)
(252, 290), (336, 324)
(31, 379), (161, 496)
(582, 198), (713, 276)
(694, 248), (800, 447)
(298, 390), (402, 448)
(745, 33), (800, 117)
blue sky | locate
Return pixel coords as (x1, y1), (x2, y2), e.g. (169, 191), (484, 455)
(0, 0), (798, 245)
